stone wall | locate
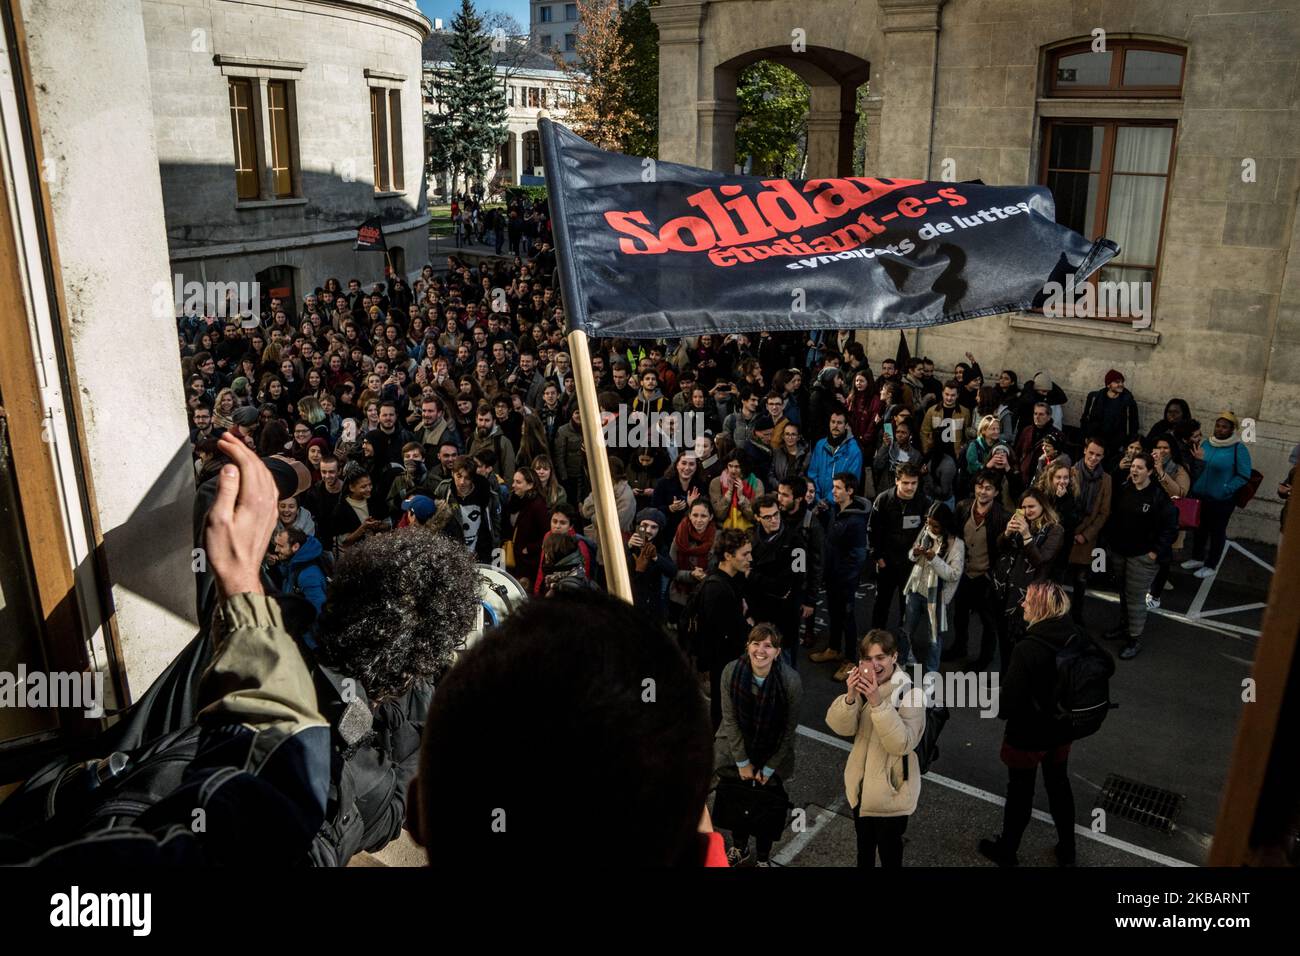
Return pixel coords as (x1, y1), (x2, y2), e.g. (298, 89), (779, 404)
(656, 0), (1300, 544)
(22, 0), (198, 693)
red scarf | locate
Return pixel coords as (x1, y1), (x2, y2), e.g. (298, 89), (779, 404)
(673, 517), (715, 572)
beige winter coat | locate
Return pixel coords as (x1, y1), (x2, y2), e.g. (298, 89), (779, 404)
(825, 668), (926, 818)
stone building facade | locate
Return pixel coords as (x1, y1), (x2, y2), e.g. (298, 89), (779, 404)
(652, 0), (1300, 542)
(531, 0), (583, 62)
(146, 0), (431, 304)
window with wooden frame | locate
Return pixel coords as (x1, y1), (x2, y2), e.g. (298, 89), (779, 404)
(1039, 41), (1183, 321)
(1047, 40), (1185, 98)
(370, 88), (390, 191)
(388, 90), (404, 192)
(266, 80), (299, 198)
(1040, 120), (1176, 317)
(228, 78), (260, 200)
(370, 87), (405, 194)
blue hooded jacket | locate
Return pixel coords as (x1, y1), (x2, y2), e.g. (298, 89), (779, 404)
(286, 535), (329, 614)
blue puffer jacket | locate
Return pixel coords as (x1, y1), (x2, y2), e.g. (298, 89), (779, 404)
(1192, 440), (1251, 503)
(286, 535), (329, 614)
(808, 433), (864, 505)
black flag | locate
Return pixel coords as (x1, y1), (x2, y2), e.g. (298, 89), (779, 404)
(354, 217), (387, 252)
(539, 119), (1118, 339)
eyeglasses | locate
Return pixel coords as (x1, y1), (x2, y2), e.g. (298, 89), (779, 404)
(757, 511), (780, 522)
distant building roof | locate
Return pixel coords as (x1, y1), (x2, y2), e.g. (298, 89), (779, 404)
(422, 31), (569, 77)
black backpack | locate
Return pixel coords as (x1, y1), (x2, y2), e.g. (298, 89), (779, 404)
(0, 660), (378, 867)
(1030, 629), (1116, 740)
(912, 703), (949, 775)
(678, 574), (723, 664)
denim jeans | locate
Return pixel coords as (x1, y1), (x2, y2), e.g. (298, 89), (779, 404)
(903, 591), (948, 675)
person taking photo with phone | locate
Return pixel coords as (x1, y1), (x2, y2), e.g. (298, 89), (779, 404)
(825, 629), (925, 867)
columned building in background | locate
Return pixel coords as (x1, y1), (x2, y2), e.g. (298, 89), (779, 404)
(147, 0), (431, 303)
(653, 0), (1300, 542)
(422, 30), (575, 199)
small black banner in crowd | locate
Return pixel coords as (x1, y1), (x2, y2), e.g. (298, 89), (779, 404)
(539, 119), (1119, 339)
(354, 216), (387, 252)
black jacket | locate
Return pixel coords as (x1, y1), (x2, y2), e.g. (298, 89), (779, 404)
(694, 569), (749, 671)
(1104, 479), (1179, 561)
(806, 383), (841, 445)
(790, 502), (825, 599)
(748, 517), (809, 614)
(1001, 615), (1108, 751)
(868, 487), (932, 569)
(1081, 388), (1140, 453)
(826, 495), (871, 586)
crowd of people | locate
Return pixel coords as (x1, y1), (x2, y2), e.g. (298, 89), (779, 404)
(170, 192), (1295, 867)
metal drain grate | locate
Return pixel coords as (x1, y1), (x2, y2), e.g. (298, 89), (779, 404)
(1097, 774), (1185, 833)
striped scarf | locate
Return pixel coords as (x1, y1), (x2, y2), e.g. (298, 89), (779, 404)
(729, 656), (787, 770)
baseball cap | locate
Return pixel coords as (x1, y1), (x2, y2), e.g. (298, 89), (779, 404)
(402, 494), (436, 522)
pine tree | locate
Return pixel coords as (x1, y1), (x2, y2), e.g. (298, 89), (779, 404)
(436, 0), (508, 194)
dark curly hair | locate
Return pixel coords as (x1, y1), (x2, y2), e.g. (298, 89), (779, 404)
(314, 527), (480, 701)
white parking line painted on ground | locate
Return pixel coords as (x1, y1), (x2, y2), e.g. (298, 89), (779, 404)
(771, 795), (846, 867)
(1219, 653), (1255, 666)
(795, 725), (1196, 868)
(1079, 588), (1258, 643)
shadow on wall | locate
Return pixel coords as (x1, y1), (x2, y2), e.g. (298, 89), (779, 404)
(97, 440), (199, 627)
(157, 161), (430, 250)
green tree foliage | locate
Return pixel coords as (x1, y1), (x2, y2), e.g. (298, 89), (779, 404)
(735, 61), (808, 177)
(429, 0), (509, 190)
(617, 0), (659, 158)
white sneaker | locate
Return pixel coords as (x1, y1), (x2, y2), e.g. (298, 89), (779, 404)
(1181, 559), (1204, 570)
(1194, 566), (1216, 579)
(1145, 594), (1160, 610)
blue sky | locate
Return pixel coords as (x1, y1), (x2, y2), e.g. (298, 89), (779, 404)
(416, 0), (533, 32)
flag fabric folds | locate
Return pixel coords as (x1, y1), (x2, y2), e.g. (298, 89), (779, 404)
(354, 216), (387, 252)
(539, 119), (1119, 340)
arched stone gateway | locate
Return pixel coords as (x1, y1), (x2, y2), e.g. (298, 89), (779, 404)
(651, 0), (945, 177)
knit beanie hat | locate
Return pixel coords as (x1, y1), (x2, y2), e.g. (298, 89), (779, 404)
(634, 507), (667, 530)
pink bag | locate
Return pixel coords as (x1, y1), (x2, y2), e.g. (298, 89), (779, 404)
(1174, 496), (1200, 530)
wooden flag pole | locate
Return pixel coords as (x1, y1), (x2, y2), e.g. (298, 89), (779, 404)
(566, 327), (632, 603)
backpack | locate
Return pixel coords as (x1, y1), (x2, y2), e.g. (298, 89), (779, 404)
(0, 663), (379, 866)
(286, 553), (332, 600)
(911, 703), (949, 775)
(678, 575), (720, 664)
(1029, 628), (1116, 741)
